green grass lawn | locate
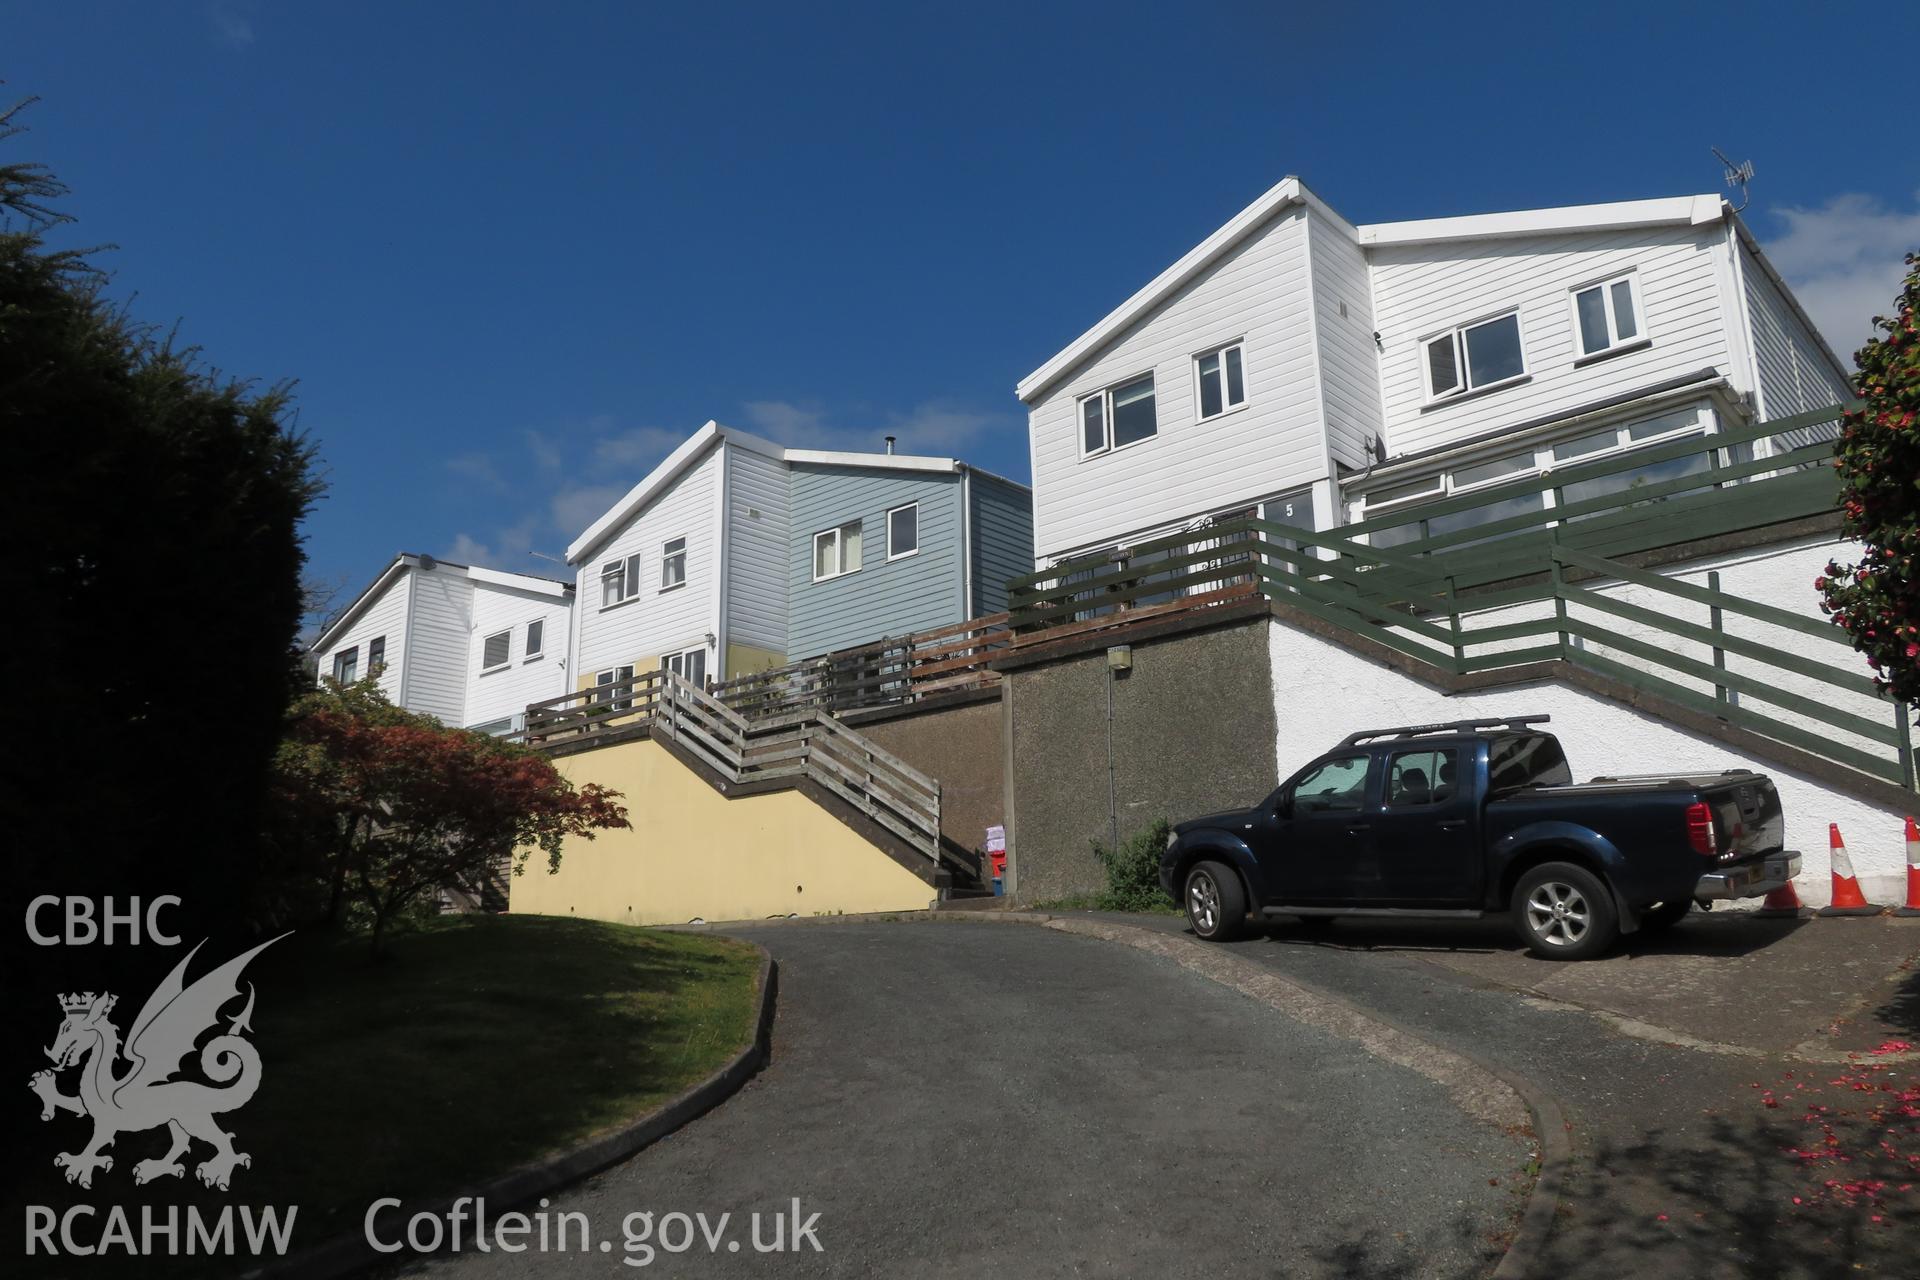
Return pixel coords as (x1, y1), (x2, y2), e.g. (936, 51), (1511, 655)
(254, 915), (762, 1238)
(15, 915), (761, 1271)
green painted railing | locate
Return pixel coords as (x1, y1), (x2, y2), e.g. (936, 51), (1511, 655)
(1008, 404), (1911, 789)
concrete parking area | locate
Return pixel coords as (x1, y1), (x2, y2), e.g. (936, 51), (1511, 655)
(1075, 907), (1920, 1278)
(416, 921), (1534, 1279)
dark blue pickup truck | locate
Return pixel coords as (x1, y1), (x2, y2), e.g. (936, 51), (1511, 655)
(1159, 715), (1800, 960)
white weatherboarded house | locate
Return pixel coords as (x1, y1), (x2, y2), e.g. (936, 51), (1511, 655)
(1016, 178), (1849, 563)
(310, 554), (574, 733)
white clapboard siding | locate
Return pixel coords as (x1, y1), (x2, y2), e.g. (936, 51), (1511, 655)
(464, 582), (574, 728)
(1743, 244), (1853, 444)
(404, 566), (473, 725)
(575, 441), (723, 678)
(1026, 204), (1328, 560)
(1307, 210), (1384, 471)
(314, 573), (409, 703)
(1371, 223), (1735, 458)
(724, 441), (790, 659)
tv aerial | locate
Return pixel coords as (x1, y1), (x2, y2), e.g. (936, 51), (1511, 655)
(1711, 147), (1755, 213)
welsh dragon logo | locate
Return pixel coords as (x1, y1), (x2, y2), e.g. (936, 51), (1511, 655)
(28, 934), (286, 1191)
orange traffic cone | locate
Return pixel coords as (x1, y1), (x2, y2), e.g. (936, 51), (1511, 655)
(1755, 873), (1805, 917)
(1896, 817), (1920, 918)
(1818, 822), (1881, 916)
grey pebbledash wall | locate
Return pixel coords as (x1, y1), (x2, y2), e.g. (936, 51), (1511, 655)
(1000, 608), (1279, 902)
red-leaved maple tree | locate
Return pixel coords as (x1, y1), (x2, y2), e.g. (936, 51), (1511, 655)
(270, 680), (629, 952)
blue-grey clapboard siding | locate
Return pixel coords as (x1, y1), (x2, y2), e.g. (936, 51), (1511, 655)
(786, 465), (963, 659)
(969, 471), (1035, 616)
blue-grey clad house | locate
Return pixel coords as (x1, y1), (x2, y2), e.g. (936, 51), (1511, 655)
(788, 450), (1032, 659)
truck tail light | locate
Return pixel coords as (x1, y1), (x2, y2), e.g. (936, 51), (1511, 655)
(1686, 802), (1717, 856)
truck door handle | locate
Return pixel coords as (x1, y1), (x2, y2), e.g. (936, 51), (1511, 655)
(1346, 824), (1371, 835)
(1438, 819), (1467, 830)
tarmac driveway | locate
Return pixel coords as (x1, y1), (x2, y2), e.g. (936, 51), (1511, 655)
(416, 921), (1532, 1278)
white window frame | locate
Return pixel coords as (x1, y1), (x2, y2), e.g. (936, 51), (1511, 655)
(664, 646), (708, 688)
(479, 629), (512, 674)
(1568, 272), (1647, 361)
(885, 502), (919, 561)
(1421, 309), (1528, 404)
(600, 552), (642, 610)
(595, 664), (636, 712)
(812, 520), (863, 582)
(660, 536), (687, 592)
(1077, 370), (1158, 459)
(523, 618), (544, 661)
(1192, 341), (1248, 423)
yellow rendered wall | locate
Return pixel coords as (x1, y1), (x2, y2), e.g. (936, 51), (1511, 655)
(725, 642), (785, 680)
(511, 736), (936, 925)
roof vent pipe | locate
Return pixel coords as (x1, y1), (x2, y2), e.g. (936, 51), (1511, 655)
(884, 435), (896, 455)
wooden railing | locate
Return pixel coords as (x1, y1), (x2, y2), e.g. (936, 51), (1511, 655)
(527, 670), (943, 864)
(709, 614), (1012, 721)
(1006, 405), (1912, 789)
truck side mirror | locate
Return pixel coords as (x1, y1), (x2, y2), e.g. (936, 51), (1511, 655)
(1274, 790), (1293, 819)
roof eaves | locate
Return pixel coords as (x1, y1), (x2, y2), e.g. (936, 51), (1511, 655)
(1356, 194), (1723, 248)
(565, 422), (723, 564)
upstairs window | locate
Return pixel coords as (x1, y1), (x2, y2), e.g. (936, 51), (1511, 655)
(481, 630), (511, 672)
(812, 521), (863, 581)
(367, 635), (386, 674)
(1571, 274), (1643, 358)
(1079, 372), (1157, 457)
(332, 646), (358, 684)
(601, 552), (642, 609)
(661, 537), (687, 591)
(1194, 343), (1247, 421)
(886, 503), (919, 560)
(525, 619), (544, 658)
(1424, 311), (1525, 401)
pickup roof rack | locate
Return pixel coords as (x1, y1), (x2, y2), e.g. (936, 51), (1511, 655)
(1339, 715), (1552, 748)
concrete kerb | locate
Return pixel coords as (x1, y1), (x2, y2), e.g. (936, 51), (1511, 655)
(909, 909), (1569, 1280)
(243, 947), (780, 1280)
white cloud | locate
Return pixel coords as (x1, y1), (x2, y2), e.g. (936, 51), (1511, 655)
(592, 426), (687, 470)
(207, 2), (255, 49)
(550, 484), (628, 538)
(444, 517), (540, 573)
(1762, 192), (1920, 358)
(738, 398), (1015, 457)
(445, 452), (504, 488)
(524, 430), (564, 471)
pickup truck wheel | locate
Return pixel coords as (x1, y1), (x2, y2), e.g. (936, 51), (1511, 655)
(1184, 862), (1246, 942)
(1513, 862), (1619, 961)
(1637, 898), (1692, 934)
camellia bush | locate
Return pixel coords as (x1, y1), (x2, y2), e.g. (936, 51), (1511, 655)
(268, 680), (631, 953)
(1818, 253), (1920, 702)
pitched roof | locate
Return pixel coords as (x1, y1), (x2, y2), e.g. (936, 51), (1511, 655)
(564, 421), (975, 564)
(1015, 183), (1735, 404)
(311, 553), (570, 653)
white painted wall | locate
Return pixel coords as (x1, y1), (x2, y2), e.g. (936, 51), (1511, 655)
(1741, 240), (1853, 448)
(723, 441), (790, 659)
(404, 565), (472, 725)
(574, 441), (722, 681)
(1370, 223), (1736, 459)
(1268, 609), (1910, 909)
(464, 582), (573, 728)
(313, 572), (409, 703)
(1025, 204), (1327, 561)
(1306, 208), (1384, 471)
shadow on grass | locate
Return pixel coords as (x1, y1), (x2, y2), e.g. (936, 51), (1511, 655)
(11, 915), (760, 1277)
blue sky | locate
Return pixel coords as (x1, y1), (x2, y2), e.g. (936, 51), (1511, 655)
(10, 2), (1917, 599)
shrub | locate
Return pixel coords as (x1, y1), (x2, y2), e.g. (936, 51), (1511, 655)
(1089, 818), (1176, 912)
